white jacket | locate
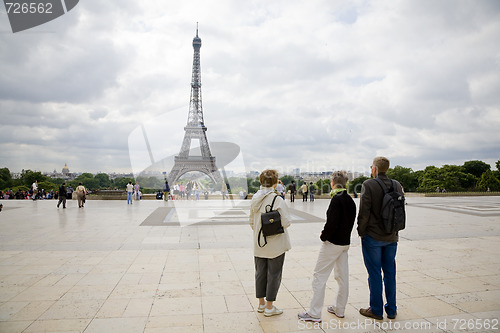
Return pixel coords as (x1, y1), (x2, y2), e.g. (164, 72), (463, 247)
(250, 188), (291, 258)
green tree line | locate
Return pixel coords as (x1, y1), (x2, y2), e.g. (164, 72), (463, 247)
(348, 160), (500, 193)
(249, 160), (500, 194)
(2, 159), (499, 194)
(0, 169), (158, 194)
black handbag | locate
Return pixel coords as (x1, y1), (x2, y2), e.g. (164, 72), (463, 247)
(258, 194), (284, 247)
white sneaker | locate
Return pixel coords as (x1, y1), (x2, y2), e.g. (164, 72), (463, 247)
(298, 312), (321, 322)
(257, 304), (266, 313)
(264, 306), (283, 317)
(327, 305), (345, 318)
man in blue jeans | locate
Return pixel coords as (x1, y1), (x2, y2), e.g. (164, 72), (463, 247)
(357, 156), (403, 320)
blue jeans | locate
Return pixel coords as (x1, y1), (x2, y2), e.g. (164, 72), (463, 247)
(127, 192), (133, 204)
(361, 235), (397, 317)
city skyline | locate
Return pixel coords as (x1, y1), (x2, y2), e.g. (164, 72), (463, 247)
(1, 1), (499, 175)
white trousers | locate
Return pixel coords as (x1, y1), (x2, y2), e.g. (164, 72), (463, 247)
(308, 241), (350, 318)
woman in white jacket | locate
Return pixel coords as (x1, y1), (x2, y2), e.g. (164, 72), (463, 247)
(250, 169), (291, 317)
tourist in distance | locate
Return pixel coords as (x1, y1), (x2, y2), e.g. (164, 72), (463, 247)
(66, 185), (73, 200)
(288, 180), (296, 202)
(75, 182), (86, 208)
(57, 182), (67, 209)
(31, 180), (38, 200)
(301, 182), (308, 202)
(298, 170), (356, 322)
(250, 169), (291, 317)
(221, 180), (228, 200)
(134, 182), (140, 200)
(357, 156), (403, 320)
(309, 182), (315, 202)
(163, 181), (170, 201)
(276, 180), (285, 199)
(126, 181), (134, 204)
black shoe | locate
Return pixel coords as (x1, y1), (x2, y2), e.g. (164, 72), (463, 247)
(387, 311), (397, 320)
(360, 307), (383, 320)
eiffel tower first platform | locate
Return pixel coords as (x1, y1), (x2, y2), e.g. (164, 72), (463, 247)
(168, 26), (223, 185)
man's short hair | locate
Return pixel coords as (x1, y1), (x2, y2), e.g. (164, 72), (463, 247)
(373, 156), (390, 173)
(331, 170), (349, 188)
(259, 169), (279, 187)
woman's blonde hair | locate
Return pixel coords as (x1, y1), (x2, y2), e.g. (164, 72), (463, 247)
(259, 169), (279, 187)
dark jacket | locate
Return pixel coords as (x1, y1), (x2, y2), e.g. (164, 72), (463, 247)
(357, 173), (403, 242)
(320, 190), (357, 245)
(59, 184), (67, 196)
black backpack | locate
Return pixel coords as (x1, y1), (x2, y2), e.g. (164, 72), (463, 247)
(374, 178), (406, 234)
(258, 194), (284, 247)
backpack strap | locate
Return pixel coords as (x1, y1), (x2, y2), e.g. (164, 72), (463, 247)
(259, 194), (280, 247)
(266, 194), (279, 212)
(374, 177), (394, 193)
(258, 228), (267, 247)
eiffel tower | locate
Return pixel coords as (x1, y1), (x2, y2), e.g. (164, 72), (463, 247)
(168, 26), (222, 185)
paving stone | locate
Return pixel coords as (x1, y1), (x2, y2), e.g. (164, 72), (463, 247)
(0, 196), (499, 332)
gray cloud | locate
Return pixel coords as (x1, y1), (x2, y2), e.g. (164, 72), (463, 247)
(1, 0), (499, 174)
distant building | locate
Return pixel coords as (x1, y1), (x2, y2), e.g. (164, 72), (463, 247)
(62, 163), (70, 175)
(47, 163), (74, 180)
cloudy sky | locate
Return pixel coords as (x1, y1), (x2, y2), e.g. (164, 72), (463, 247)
(1, 0), (499, 177)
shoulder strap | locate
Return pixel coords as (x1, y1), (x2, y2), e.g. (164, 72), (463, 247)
(390, 180), (397, 192)
(265, 194), (280, 213)
(258, 228), (267, 247)
(374, 177), (394, 193)
(259, 194), (279, 247)
(270, 194), (279, 209)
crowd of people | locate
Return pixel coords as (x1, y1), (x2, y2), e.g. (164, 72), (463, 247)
(0, 180), (84, 211)
(152, 180), (222, 201)
(0, 184), (75, 201)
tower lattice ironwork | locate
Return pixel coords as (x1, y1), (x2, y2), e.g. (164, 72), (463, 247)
(168, 26), (222, 185)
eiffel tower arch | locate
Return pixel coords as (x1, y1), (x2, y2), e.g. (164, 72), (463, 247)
(168, 26), (223, 185)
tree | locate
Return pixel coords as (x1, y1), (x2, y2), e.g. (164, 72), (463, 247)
(418, 166), (442, 192)
(349, 175), (369, 194)
(387, 166), (419, 192)
(247, 177), (260, 194)
(315, 179), (330, 195)
(50, 178), (66, 186)
(71, 173), (101, 190)
(279, 175), (295, 186)
(225, 177), (248, 194)
(477, 170), (500, 191)
(37, 180), (58, 193)
(419, 165), (476, 192)
(95, 173), (111, 188)
(19, 170), (47, 188)
(0, 167), (13, 190)
(137, 176), (163, 189)
(463, 160), (490, 178)
(113, 177), (132, 190)
(77, 173), (94, 180)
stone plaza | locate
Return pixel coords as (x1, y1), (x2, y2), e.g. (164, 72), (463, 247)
(0, 195), (499, 332)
